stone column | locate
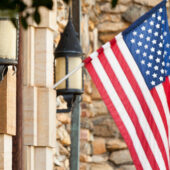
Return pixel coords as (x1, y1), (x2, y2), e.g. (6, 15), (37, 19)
(0, 67), (16, 170)
(22, 1), (57, 170)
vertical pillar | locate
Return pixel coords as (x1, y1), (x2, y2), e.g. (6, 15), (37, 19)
(0, 67), (16, 170)
(22, 0), (57, 169)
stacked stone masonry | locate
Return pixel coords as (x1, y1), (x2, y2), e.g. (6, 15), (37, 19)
(55, 0), (170, 170)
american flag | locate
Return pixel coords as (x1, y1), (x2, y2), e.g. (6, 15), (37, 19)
(84, 0), (170, 170)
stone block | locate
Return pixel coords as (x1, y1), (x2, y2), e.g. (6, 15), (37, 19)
(100, 3), (128, 13)
(91, 163), (114, 170)
(91, 154), (109, 163)
(34, 28), (54, 87)
(92, 138), (106, 155)
(109, 150), (133, 165)
(98, 22), (129, 33)
(56, 125), (71, 146)
(23, 86), (37, 145)
(23, 146), (34, 170)
(91, 81), (101, 100)
(0, 135), (12, 170)
(0, 68), (16, 135)
(34, 147), (53, 170)
(106, 138), (127, 151)
(92, 116), (120, 137)
(37, 88), (56, 147)
(22, 26), (35, 86)
(80, 129), (91, 141)
(38, 5), (57, 31)
(0, 135), (12, 153)
(80, 141), (92, 155)
(82, 94), (92, 103)
(56, 114), (71, 124)
(80, 153), (92, 162)
(134, 0), (162, 7)
(0, 152), (12, 170)
(116, 165), (136, 170)
(90, 101), (108, 115)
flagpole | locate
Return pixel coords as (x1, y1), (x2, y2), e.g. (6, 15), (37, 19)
(53, 62), (84, 89)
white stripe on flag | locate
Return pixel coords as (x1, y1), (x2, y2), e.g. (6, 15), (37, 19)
(90, 51), (152, 170)
(116, 33), (169, 159)
(102, 42), (166, 170)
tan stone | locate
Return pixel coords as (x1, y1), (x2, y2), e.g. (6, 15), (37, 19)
(80, 153), (92, 162)
(82, 94), (92, 103)
(84, 80), (92, 94)
(38, 0), (57, 31)
(92, 138), (106, 155)
(34, 28), (54, 87)
(34, 147), (53, 170)
(0, 152), (12, 170)
(99, 14), (121, 23)
(0, 68), (16, 135)
(106, 138), (127, 151)
(119, 0), (132, 4)
(91, 154), (109, 163)
(0, 135), (12, 153)
(81, 109), (95, 118)
(80, 141), (92, 155)
(134, 0), (162, 7)
(23, 146), (34, 170)
(37, 88), (56, 147)
(98, 22), (129, 33)
(99, 33), (117, 43)
(100, 3), (128, 13)
(91, 163), (114, 170)
(80, 129), (91, 141)
(109, 150), (133, 165)
(91, 82), (101, 100)
(57, 125), (71, 146)
(56, 114), (71, 124)
(23, 86), (37, 145)
(22, 26), (35, 86)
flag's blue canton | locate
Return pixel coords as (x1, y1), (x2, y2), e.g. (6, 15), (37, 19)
(123, 4), (170, 89)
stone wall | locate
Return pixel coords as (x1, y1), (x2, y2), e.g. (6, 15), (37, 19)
(55, 0), (170, 170)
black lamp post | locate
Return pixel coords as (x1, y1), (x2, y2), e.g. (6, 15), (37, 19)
(54, 11), (84, 112)
(0, 11), (19, 81)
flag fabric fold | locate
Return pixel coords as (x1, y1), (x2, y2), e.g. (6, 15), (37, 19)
(83, 1), (170, 170)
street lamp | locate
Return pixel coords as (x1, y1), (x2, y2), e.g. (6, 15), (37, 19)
(54, 12), (84, 112)
(0, 11), (19, 81)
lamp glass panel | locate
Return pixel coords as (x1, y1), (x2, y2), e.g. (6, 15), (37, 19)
(68, 57), (82, 89)
(0, 20), (16, 60)
(55, 57), (66, 89)
(55, 57), (82, 90)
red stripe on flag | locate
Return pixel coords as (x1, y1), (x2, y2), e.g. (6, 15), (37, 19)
(111, 39), (169, 170)
(150, 87), (169, 138)
(98, 50), (160, 170)
(163, 77), (170, 111)
(85, 60), (143, 170)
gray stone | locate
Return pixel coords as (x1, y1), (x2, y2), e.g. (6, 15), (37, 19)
(89, 101), (108, 115)
(122, 5), (148, 23)
(81, 118), (94, 130)
(92, 116), (120, 137)
(110, 150), (133, 165)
